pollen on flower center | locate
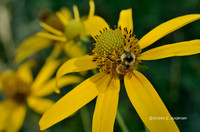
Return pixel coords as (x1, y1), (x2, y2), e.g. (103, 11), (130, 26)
(65, 20), (85, 40)
(96, 30), (125, 55)
(92, 27), (141, 77)
(2, 73), (31, 104)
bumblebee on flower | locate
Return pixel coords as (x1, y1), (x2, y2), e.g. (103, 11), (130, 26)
(91, 25), (141, 78)
(40, 8), (200, 132)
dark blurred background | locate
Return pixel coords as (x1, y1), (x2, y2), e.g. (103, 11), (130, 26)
(0, 0), (200, 131)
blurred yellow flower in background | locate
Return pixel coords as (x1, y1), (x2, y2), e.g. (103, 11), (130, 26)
(39, 8), (200, 132)
(0, 60), (82, 132)
(15, 0), (95, 63)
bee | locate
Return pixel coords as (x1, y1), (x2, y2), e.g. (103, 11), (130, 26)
(116, 49), (135, 75)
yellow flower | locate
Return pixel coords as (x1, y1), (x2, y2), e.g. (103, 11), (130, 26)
(0, 60), (82, 131)
(39, 9), (200, 132)
(15, 0), (95, 63)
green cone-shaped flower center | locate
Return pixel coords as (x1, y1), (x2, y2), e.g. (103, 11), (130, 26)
(96, 30), (125, 55)
(65, 20), (85, 40)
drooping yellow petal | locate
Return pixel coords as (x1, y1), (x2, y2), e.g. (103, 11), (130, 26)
(39, 73), (106, 130)
(8, 103), (26, 132)
(56, 7), (72, 26)
(40, 22), (64, 36)
(15, 35), (52, 63)
(88, 0), (95, 19)
(73, 5), (80, 22)
(56, 55), (97, 82)
(92, 77), (120, 132)
(0, 100), (12, 131)
(56, 12), (68, 26)
(27, 96), (54, 114)
(60, 7), (72, 21)
(46, 43), (62, 61)
(63, 40), (85, 58)
(17, 60), (35, 84)
(37, 32), (66, 41)
(32, 59), (61, 91)
(0, 100), (26, 132)
(140, 39), (200, 60)
(84, 16), (110, 40)
(118, 8), (133, 32)
(32, 75), (83, 97)
(124, 71), (179, 132)
(139, 14), (200, 49)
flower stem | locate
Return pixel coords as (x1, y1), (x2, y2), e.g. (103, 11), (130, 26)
(144, 124), (150, 132)
(116, 111), (129, 132)
(80, 106), (92, 132)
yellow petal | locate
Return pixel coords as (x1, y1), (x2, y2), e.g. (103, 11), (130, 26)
(40, 11), (64, 31)
(60, 7), (72, 21)
(84, 16), (110, 40)
(139, 14), (200, 49)
(88, 0), (95, 19)
(32, 60), (61, 91)
(37, 31), (66, 41)
(63, 40), (85, 58)
(56, 55), (97, 83)
(73, 5), (80, 22)
(92, 77), (120, 132)
(15, 35), (52, 63)
(8, 103), (26, 132)
(0, 100), (12, 131)
(39, 73), (106, 130)
(118, 8), (133, 32)
(124, 71), (179, 132)
(56, 7), (72, 26)
(46, 43), (62, 61)
(40, 22), (64, 36)
(0, 100), (26, 132)
(56, 12), (68, 26)
(17, 60), (34, 84)
(27, 96), (54, 114)
(140, 39), (200, 60)
(32, 75), (83, 97)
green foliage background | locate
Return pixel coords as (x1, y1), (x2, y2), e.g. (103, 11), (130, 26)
(0, 0), (200, 131)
